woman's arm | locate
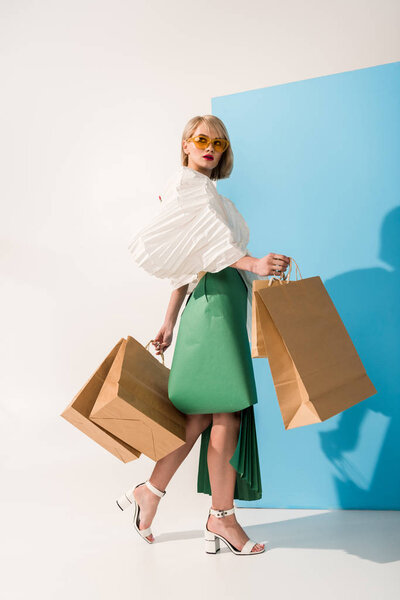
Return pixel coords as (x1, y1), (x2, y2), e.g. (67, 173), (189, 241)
(230, 255), (259, 274)
(231, 253), (290, 277)
(163, 284), (189, 329)
(152, 283), (189, 355)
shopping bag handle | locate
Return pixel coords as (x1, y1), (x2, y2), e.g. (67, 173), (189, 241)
(268, 256), (303, 287)
(145, 339), (165, 365)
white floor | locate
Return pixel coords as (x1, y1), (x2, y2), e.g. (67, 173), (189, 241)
(2, 430), (400, 600)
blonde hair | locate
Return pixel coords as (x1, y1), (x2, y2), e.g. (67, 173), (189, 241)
(180, 115), (233, 181)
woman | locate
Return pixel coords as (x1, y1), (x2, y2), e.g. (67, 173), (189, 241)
(122, 115), (290, 555)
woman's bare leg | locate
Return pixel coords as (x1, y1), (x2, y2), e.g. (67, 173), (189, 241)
(207, 411), (264, 553)
(133, 413), (212, 541)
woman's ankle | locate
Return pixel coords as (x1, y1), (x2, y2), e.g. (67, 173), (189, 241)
(148, 478), (166, 495)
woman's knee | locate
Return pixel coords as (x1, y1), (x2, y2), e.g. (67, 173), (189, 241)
(185, 413), (212, 440)
(212, 411), (241, 425)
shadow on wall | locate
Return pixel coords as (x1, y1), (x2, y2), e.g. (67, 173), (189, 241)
(320, 206), (400, 509)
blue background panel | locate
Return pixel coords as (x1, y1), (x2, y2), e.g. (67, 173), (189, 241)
(213, 62), (400, 509)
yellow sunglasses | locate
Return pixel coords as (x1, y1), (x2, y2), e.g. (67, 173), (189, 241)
(186, 135), (230, 154)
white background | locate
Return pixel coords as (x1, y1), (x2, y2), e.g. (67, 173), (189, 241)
(1, 2), (399, 598)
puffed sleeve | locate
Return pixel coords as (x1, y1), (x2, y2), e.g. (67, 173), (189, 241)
(127, 166), (249, 294)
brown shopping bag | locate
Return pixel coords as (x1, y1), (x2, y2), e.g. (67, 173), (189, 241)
(251, 258), (378, 429)
(89, 335), (186, 461)
(60, 338), (141, 463)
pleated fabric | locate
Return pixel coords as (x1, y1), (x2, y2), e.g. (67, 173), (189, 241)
(168, 266), (262, 501)
(197, 405), (262, 501)
(127, 165), (267, 343)
(127, 166), (249, 293)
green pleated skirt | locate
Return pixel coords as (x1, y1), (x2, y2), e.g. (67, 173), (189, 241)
(167, 266), (262, 501)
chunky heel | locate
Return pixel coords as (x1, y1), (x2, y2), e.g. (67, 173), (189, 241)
(204, 529), (221, 553)
(116, 480), (166, 544)
(204, 505), (266, 555)
(116, 491), (134, 511)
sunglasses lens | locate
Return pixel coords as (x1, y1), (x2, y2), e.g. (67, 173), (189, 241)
(212, 139), (228, 152)
(191, 136), (229, 153)
(192, 136), (208, 149)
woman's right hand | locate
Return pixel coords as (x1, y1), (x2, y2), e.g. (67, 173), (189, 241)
(256, 253), (291, 277)
(151, 324), (174, 355)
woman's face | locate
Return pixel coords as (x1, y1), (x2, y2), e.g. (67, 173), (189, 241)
(182, 124), (224, 178)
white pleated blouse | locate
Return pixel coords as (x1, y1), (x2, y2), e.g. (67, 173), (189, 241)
(127, 165), (263, 342)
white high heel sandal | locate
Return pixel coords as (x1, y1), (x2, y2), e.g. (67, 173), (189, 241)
(116, 480), (166, 544)
(205, 506), (266, 555)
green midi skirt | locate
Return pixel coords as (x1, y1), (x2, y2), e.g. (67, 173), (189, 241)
(167, 266), (262, 501)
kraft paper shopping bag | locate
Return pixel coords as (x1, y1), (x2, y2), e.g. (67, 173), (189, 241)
(60, 338), (141, 463)
(251, 258), (378, 429)
(89, 335), (186, 461)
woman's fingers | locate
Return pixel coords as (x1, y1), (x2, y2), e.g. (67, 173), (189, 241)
(273, 255), (290, 270)
(152, 329), (173, 354)
(270, 254), (290, 275)
(153, 340), (170, 355)
(152, 339), (163, 353)
(274, 254), (290, 264)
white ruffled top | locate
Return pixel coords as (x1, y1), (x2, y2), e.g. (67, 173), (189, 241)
(127, 165), (263, 342)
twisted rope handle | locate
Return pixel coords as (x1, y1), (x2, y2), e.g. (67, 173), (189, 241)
(145, 339), (165, 365)
(268, 256), (303, 287)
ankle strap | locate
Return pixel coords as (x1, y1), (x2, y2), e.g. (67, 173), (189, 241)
(209, 506), (235, 518)
(145, 480), (166, 498)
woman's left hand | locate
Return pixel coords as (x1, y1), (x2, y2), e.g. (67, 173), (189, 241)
(152, 325), (174, 355)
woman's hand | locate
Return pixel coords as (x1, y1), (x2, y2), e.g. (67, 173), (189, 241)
(152, 324), (174, 355)
(256, 253), (291, 277)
